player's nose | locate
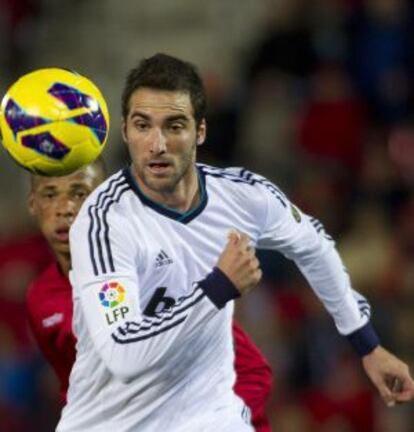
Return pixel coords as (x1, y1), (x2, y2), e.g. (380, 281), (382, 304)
(149, 129), (167, 154)
(55, 197), (76, 217)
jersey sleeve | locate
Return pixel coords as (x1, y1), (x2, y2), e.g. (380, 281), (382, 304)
(70, 207), (240, 383)
(232, 321), (272, 432)
(26, 282), (76, 401)
(255, 177), (379, 356)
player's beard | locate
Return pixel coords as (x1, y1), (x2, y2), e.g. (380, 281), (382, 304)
(135, 141), (197, 196)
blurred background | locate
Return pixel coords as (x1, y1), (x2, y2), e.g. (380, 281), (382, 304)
(1, 0), (414, 430)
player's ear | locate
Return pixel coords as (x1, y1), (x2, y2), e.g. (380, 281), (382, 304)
(28, 192), (36, 216)
(196, 119), (206, 146)
(121, 118), (128, 143)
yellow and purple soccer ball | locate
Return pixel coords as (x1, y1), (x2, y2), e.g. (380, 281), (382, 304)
(0, 68), (109, 176)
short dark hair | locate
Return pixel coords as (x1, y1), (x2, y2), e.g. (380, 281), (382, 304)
(121, 53), (207, 126)
(30, 156), (107, 191)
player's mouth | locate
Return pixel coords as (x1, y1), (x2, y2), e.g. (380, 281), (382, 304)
(147, 161), (172, 175)
(54, 226), (70, 242)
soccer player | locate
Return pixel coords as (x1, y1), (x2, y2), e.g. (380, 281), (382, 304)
(26, 161), (273, 431)
(26, 159), (107, 400)
(58, 54), (414, 431)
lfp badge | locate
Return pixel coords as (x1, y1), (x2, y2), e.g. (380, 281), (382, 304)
(99, 281), (129, 325)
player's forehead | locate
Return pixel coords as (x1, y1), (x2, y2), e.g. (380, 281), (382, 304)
(127, 87), (194, 120)
(31, 166), (99, 191)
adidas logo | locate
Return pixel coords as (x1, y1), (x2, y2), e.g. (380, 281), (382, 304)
(155, 250), (173, 268)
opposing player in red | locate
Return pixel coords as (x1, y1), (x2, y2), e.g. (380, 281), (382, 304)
(26, 159), (273, 431)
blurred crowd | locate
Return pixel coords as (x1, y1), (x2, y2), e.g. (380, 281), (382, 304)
(0, 0), (414, 430)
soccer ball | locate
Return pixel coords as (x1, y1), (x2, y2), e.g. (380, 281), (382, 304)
(0, 68), (110, 176)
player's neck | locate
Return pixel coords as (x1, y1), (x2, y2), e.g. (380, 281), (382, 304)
(133, 165), (200, 213)
(56, 252), (71, 277)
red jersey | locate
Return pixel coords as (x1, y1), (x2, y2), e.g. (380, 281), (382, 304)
(233, 322), (273, 431)
(26, 262), (272, 431)
(26, 262), (76, 400)
(0, 233), (52, 350)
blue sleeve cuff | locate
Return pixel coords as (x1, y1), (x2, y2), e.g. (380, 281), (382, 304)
(346, 321), (380, 357)
(198, 267), (240, 309)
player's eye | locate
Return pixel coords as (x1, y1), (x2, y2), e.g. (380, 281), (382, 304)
(41, 191), (56, 199)
(168, 122), (184, 133)
(134, 121), (149, 131)
(73, 190), (88, 200)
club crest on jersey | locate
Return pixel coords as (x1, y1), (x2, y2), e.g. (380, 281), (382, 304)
(98, 281), (129, 325)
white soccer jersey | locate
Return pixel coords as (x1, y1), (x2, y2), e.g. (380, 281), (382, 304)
(57, 164), (378, 432)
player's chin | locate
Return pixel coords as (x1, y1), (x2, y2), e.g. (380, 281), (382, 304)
(51, 239), (71, 255)
(145, 174), (177, 193)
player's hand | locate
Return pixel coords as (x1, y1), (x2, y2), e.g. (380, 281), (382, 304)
(362, 345), (414, 407)
(216, 230), (262, 295)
